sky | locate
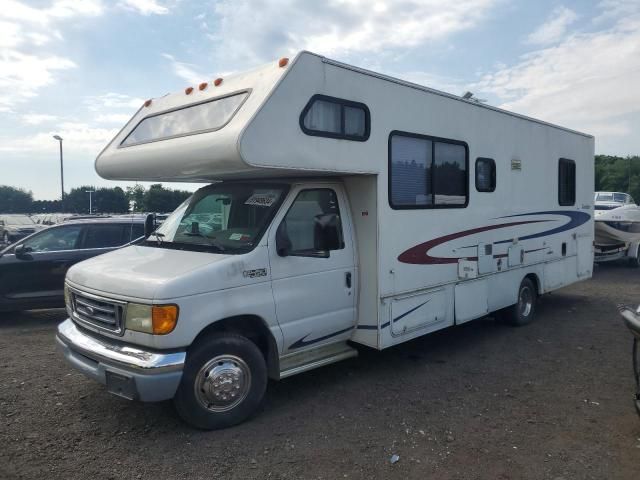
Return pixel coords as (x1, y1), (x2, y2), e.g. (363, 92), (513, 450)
(1, 0), (639, 200)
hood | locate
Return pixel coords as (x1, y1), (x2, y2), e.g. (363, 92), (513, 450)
(66, 245), (235, 300)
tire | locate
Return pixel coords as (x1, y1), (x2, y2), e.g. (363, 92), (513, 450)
(174, 333), (267, 430)
(499, 277), (537, 326)
(628, 245), (640, 268)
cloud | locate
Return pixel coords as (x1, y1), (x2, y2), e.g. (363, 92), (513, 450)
(0, 122), (118, 154)
(162, 53), (211, 85)
(21, 113), (60, 125)
(0, 51), (76, 112)
(84, 92), (144, 111)
(95, 113), (133, 124)
(0, 0), (104, 25)
(526, 6), (577, 45)
(118, 0), (169, 15)
(475, 2), (640, 152)
(0, 1), (106, 112)
(205, 0), (501, 66)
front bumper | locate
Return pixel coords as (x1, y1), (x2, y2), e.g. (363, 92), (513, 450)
(56, 319), (185, 402)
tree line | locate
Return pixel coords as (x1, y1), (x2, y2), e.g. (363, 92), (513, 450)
(0, 184), (193, 214)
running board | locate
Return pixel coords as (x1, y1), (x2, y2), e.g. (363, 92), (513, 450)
(279, 342), (358, 379)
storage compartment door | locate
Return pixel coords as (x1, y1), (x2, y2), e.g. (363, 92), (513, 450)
(455, 279), (489, 324)
(390, 289), (446, 336)
(576, 233), (593, 278)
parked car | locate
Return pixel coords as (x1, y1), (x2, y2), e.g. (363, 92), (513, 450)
(0, 214), (43, 245)
(0, 217), (146, 312)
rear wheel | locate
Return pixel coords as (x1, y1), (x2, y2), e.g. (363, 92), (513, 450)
(499, 277), (537, 326)
(174, 333), (267, 430)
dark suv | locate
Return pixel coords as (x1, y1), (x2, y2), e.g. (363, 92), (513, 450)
(0, 217), (146, 312)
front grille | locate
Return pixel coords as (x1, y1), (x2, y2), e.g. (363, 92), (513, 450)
(70, 288), (125, 335)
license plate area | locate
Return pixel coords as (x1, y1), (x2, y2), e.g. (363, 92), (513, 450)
(106, 371), (138, 400)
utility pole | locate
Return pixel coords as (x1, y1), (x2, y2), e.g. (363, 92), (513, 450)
(53, 135), (64, 211)
(86, 190), (95, 214)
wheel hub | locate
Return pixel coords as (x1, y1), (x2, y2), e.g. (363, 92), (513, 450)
(519, 286), (533, 317)
(195, 355), (251, 412)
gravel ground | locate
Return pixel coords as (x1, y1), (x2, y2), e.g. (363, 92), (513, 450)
(1, 263), (639, 480)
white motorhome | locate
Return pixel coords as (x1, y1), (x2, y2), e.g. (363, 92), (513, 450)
(56, 52), (595, 429)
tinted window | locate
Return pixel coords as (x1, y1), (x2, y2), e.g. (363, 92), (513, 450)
(476, 157), (496, 192)
(121, 92), (248, 147)
(434, 143), (466, 205)
(390, 135), (432, 207)
(22, 226), (82, 252)
(83, 225), (126, 249)
(558, 158), (576, 206)
(300, 95), (370, 141)
(279, 189), (344, 256)
(389, 132), (468, 209)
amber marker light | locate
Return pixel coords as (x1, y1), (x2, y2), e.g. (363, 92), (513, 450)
(214, 77), (223, 86)
(144, 99), (152, 107)
(185, 86), (194, 95)
(198, 82), (208, 91)
(152, 305), (179, 335)
(278, 57), (289, 68)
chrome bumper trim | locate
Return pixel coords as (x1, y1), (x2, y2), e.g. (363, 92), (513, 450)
(56, 319), (185, 373)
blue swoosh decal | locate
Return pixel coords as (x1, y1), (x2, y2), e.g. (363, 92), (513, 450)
(288, 326), (354, 350)
(495, 210), (590, 243)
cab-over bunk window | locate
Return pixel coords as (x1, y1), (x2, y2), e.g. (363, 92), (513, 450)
(121, 91), (249, 147)
(300, 95), (370, 141)
(388, 131), (468, 209)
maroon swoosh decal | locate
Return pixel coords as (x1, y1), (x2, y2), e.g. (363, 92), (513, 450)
(398, 221), (548, 265)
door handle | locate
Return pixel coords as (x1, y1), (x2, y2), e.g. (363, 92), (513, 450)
(345, 272), (352, 288)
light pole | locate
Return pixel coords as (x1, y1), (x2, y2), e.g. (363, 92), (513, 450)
(85, 189), (95, 214)
(53, 135), (64, 211)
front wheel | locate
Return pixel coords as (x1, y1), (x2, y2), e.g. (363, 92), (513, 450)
(174, 333), (267, 430)
(498, 277), (537, 326)
(628, 245), (640, 268)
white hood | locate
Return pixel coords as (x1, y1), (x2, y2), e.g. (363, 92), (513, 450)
(66, 245), (240, 300)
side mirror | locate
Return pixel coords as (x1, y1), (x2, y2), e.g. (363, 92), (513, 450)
(314, 214), (342, 252)
(14, 244), (33, 258)
(144, 213), (155, 238)
(275, 222), (291, 257)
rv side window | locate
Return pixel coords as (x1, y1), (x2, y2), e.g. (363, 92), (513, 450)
(558, 158), (576, 206)
(121, 91), (249, 147)
(389, 131), (468, 209)
(300, 95), (370, 141)
(475, 157), (496, 192)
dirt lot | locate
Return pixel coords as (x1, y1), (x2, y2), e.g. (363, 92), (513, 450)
(1, 264), (639, 480)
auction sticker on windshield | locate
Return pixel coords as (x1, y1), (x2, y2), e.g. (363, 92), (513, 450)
(245, 191), (280, 207)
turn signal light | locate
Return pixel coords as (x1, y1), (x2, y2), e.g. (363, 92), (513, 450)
(198, 82), (208, 91)
(278, 57), (289, 68)
(185, 86), (194, 95)
(152, 305), (179, 335)
(214, 77), (223, 86)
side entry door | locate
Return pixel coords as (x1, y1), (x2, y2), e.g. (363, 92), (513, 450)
(269, 186), (356, 354)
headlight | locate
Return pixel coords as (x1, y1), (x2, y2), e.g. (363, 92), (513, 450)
(125, 303), (178, 335)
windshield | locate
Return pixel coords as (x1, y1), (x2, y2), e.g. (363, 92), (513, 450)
(596, 193), (614, 202)
(4, 216), (35, 226)
(148, 183), (288, 254)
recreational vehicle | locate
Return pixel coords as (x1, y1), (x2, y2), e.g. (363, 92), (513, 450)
(56, 52), (595, 429)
